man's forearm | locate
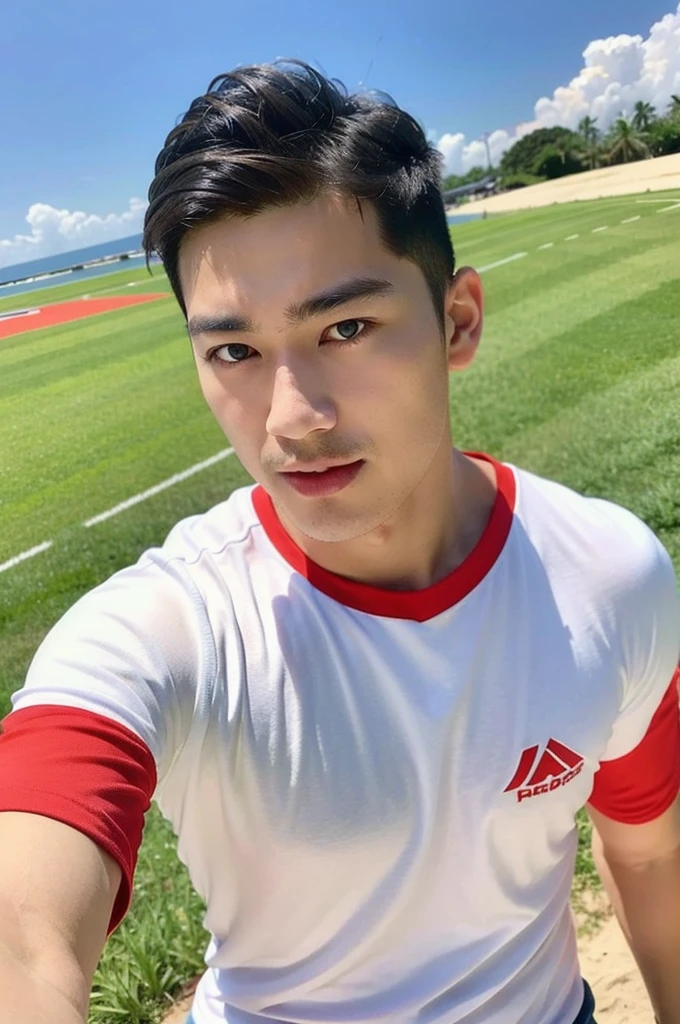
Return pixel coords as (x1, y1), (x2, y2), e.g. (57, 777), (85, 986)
(593, 835), (680, 1023)
(0, 943), (86, 1024)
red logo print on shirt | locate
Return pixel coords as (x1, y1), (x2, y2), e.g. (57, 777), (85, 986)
(504, 739), (585, 803)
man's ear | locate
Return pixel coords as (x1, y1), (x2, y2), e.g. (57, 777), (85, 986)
(444, 268), (484, 371)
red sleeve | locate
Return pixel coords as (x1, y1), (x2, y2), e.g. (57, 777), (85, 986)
(589, 668), (680, 824)
(0, 705), (157, 935)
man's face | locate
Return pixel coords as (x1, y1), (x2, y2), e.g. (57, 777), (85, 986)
(180, 195), (472, 544)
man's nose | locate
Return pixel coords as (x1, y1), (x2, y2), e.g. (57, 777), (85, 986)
(265, 361), (336, 440)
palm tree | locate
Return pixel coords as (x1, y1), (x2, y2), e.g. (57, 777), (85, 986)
(578, 116), (599, 144)
(669, 95), (680, 121)
(577, 116), (601, 169)
(632, 101), (656, 133)
(607, 118), (650, 164)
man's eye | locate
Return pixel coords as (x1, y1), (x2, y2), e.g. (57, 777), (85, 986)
(325, 319), (366, 342)
(210, 343), (254, 364)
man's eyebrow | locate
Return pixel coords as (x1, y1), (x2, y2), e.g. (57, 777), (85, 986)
(186, 277), (395, 338)
(284, 277), (395, 324)
(186, 313), (254, 338)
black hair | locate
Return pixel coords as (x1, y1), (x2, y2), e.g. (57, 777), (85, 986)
(143, 60), (454, 326)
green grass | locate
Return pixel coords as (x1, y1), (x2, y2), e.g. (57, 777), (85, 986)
(89, 806), (207, 1024)
(1, 189), (679, 1020)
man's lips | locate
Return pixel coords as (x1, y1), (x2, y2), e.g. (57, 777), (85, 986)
(280, 458), (361, 474)
(279, 459), (365, 497)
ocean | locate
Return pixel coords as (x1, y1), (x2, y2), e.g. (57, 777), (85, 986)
(446, 212), (482, 224)
(0, 233), (146, 300)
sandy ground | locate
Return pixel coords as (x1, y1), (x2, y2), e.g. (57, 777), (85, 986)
(576, 910), (655, 1023)
(458, 151), (680, 216)
(159, 905), (655, 1024)
(161, 987), (196, 1024)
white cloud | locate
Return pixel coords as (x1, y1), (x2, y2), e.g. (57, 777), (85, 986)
(439, 2), (680, 176)
(0, 197), (147, 270)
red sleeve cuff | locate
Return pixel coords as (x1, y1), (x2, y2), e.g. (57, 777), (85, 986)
(589, 668), (680, 824)
(0, 705), (157, 935)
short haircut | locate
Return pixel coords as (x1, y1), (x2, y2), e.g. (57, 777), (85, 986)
(143, 60), (455, 327)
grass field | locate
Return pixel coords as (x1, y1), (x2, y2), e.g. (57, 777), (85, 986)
(1, 190), (679, 1022)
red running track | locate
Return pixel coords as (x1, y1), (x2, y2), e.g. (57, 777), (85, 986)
(0, 294), (169, 340)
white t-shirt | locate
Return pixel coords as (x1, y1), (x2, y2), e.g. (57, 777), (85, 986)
(2, 455), (679, 1024)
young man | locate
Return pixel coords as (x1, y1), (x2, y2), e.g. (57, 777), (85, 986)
(0, 62), (679, 1024)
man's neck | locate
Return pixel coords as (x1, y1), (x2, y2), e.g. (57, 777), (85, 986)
(275, 447), (498, 592)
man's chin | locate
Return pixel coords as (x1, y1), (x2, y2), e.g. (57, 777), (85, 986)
(271, 493), (380, 546)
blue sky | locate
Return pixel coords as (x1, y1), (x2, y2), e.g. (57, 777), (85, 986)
(1, 0), (678, 266)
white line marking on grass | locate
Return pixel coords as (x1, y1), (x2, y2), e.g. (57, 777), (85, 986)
(537, 242), (554, 250)
(657, 203), (680, 214)
(81, 281), (140, 299)
(477, 252), (527, 273)
(621, 216), (641, 224)
(565, 234), (579, 241)
(592, 226), (608, 233)
(635, 198), (680, 203)
(0, 540), (53, 575)
(84, 448), (235, 528)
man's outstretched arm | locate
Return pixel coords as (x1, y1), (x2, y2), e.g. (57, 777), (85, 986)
(0, 811), (121, 1024)
(588, 794), (680, 1024)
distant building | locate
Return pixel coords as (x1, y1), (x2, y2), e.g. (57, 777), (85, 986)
(442, 176), (497, 205)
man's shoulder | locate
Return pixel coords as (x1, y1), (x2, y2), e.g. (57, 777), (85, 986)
(155, 482), (261, 569)
(81, 483), (265, 618)
(509, 463), (674, 598)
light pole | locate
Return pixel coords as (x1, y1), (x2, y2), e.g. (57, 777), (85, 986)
(481, 132), (492, 171)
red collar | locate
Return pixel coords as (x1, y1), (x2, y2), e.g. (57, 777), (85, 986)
(251, 453), (516, 621)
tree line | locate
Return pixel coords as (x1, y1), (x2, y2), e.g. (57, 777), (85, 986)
(442, 96), (680, 194)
